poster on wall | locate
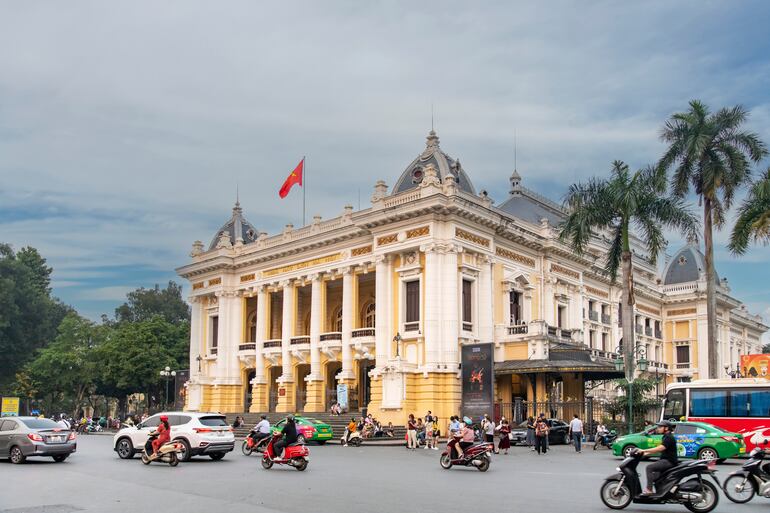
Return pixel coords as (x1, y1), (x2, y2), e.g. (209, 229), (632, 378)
(174, 370), (190, 410)
(337, 384), (349, 411)
(461, 343), (494, 421)
(741, 354), (770, 379)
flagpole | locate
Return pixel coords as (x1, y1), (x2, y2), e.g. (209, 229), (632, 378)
(302, 156), (306, 226)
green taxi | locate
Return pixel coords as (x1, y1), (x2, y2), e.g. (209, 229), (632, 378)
(271, 416), (334, 444)
(612, 421), (745, 461)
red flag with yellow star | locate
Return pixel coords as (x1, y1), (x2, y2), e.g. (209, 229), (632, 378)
(279, 158), (304, 198)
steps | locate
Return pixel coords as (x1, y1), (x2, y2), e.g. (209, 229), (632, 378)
(227, 412), (408, 445)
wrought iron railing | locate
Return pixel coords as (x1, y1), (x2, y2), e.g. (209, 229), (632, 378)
(263, 340), (281, 348)
(290, 336), (310, 345)
(588, 310), (599, 321)
(352, 328), (375, 338)
(320, 332), (342, 342)
(238, 343), (255, 351)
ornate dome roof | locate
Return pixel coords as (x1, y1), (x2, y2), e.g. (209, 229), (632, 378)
(209, 201), (259, 250)
(392, 130), (476, 195)
(662, 243), (718, 285)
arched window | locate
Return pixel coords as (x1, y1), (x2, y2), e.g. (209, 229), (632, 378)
(247, 311), (257, 342)
(362, 302), (376, 328)
(333, 307), (343, 332)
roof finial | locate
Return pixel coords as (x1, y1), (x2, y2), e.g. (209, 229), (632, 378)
(514, 128), (517, 173)
(236, 183), (240, 206)
(431, 102), (434, 132)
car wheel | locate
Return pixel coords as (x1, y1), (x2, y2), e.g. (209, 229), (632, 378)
(209, 452), (225, 461)
(297, 434), (306, 444)
(175, 438), (191, 462)
(116, 438), (134, 459)
(10, 446), (26, 464)
(622, 445), (637, 458)
(697, 447), (718, 461)
(562, 433), (570, 445)
(52, 455), (69, 463)
(317, 440), (326, 445)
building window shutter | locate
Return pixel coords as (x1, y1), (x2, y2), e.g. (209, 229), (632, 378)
(211, 316), (219, 348)
(462, 279), (472, 323)
(406, 281), (420, 323)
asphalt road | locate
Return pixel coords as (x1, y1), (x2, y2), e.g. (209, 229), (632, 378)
(0, 436), (765, 513)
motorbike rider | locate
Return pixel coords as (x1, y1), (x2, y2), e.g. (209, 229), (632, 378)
(639, 420), (678, 495)
(457, 417), (475, 460)
(151, 415), (171, 457)
(595, 422), (608, 446)
(250, 414), (271, 445)
(272, 414), (298, 459)
(343, 417), (357, 446)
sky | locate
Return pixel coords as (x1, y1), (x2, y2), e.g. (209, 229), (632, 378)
(1, 1), (770, 325)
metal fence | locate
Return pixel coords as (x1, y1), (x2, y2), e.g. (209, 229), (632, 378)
(496, 398), (660, 437)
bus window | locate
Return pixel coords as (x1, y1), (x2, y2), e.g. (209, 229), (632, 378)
(690, 389), (727, 417)
(663, 389), (685, 420)
(729, 391), (751, 417)
(749, 390), (770, 417)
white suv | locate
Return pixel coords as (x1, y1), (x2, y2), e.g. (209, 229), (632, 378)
(113, 412), (234, 462)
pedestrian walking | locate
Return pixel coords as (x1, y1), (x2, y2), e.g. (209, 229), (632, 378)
(424, 411), (434, 450)
(534, 416), (549, 454)
(568, 413), (583, 453)
(406, 414), (418, 450)
(526, 416), (536, 451)
(482, 414), (496, 451)
(497, 418), (511, 455)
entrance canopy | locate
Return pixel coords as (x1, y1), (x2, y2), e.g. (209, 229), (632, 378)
(495, 345), (623, 381)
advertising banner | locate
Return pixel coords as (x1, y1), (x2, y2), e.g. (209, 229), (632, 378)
(741, 354), (770, 379)
(461, 343), (494, 420)
(337, 384), (349, 410)
(174, 370), (190, 410)
(1, 397), (20, 417)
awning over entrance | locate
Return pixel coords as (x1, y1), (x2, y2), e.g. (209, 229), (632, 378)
(495, 344), (624, 380)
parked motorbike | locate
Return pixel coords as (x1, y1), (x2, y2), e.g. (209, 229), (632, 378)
(141, 433), (183, 467)
(440, 438), (491, 472)
(261, 433), (309, 471)
(600, 450), (720, 512)
(723, 440), (770, 503)
(594, 430), (618, 450)
(342, 430), (363, 447)
(241, 430), (271, 456)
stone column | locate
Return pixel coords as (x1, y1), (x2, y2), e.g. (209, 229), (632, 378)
(212, 291), (243, 412)
(477, 255), (494, 343)
(276, 280), (296, 412)
(442, 244), (461, 366)
(340, 267), (355, 380)
(374, 255), (391, 367)
(186, 296), (203, 411)
(543, 277), (555, 326)
(304, 275), (324, 412)
(250, 286), (269, 412)
(423, 244), (442, 369)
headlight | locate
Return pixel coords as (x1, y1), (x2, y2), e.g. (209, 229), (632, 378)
(615, 467), (621, 472)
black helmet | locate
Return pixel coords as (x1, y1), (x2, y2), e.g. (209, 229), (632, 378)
(260, 414), (267, 420)
(656, 420), (674, 429)
(287, 414), (295, 422)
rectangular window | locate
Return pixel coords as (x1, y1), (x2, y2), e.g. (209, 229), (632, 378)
(405, 281), (420, 325)
(509, 291), (521, 324)
(557, 305), (567, 328)
(589, 330), (595, 348)
(663, 389), (685, 419)
(601, 332), (608, 352)
(676, 345), (689, 363)
(211, 316), (219, 348)
(731, 390), (770, 417)
(690, 389), (728, 417)
(462, 279), (472, 330)
(748, 390), (770, 417)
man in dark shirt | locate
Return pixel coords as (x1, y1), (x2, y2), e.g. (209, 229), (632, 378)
(640, 420), (679, 494)
(273, 415), (298, 459)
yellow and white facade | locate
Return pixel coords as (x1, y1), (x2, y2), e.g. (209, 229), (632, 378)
(176, 130), (766, 423)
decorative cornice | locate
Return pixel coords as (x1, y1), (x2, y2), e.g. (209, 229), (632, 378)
(637, 304), (661, 317)
(551, 263), (580, 280)
(584, 285), (609, 299)
(351, 245), (373, 257)
(406, 226), (430, 239)
(455, 227), (490, 248)
(667, 307), (697, 316)
(240, 273), (256, 283)
(495, 246), (536, 268)
(262, 253), (342, 278)
(376, 233), (399, 246)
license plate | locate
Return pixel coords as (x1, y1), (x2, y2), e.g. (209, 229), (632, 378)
(49, 436), (63, 443)
(217, 431), (224, 437)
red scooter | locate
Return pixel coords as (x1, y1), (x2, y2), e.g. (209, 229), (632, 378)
(261, 432), (309, 471)
(440, 437), (491, 472)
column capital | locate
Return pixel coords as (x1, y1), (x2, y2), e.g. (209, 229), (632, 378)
(279, 279), (293, 289)
(374, 254), (391, 265)
(340, 266), (354, 276)
(307, 272), (322, 282)
(188, 295), (201, 304)
(420, 241), (463, 255)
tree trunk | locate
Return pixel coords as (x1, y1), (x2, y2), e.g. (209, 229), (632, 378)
(703, 198), (718, 378)
(620, 249), (636, 381)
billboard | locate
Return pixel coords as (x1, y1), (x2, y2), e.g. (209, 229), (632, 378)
(174, 370), (190, 410)
(741, 354), (770, 379)
(1, 397), (20, 417)
(461, 343), (494, 420)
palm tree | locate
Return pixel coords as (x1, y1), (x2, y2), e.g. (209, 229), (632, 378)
(659, 100), (767, 378)
(560, 161), (698, 385)
(729, 167), (770, 255)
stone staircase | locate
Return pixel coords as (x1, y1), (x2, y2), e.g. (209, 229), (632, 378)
(227, 412), (407, 445)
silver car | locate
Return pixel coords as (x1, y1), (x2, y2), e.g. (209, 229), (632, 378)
(0, 416), (77, 463)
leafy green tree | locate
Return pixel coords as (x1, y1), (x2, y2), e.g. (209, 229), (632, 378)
(606, 378), (662, 433)
(729, 167), (770, 255)
(0, 243), (69, 391)
(115, 281), (190, 325)
(560, 161), (698, 381)
(25, 312), (102, 417)
(659, 101), (768, 377)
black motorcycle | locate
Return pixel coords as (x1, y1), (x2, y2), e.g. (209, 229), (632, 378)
(600, 451), (720, 512)
(594, 430), (618, 450)
(723, 442), (770, 503)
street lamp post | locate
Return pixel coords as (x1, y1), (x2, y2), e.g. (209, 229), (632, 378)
(393, 332), (402, 358)
(159, 366), (177, 410)
(614, 344), (648, 434)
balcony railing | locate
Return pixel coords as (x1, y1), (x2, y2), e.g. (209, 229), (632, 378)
(635, 325), (643, 334)
(210, 347), (218, 355)
(238, 343), (255, 351)
(675, 362), (691, 369)
(290, 336), (310, 345)
(320, 332), (342, 342)
(404, 322), (420, 332)
(507, 324), (528, 335)
(352, 328), (375, 338)
(655, 330), (663, 339)
(263, 340), (281, 348)
(462, 321), (473, 332)
(601, 313), (611, 325)
(645, 327), (653, 337)
(588, 311), (599, 322)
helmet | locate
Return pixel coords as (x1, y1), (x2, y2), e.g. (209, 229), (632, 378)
(260, 414), (267, 420)
(159, 415), (169, 422)
(656, 420), (674, 429)
(287, 414), (295, 422)
(463, 416), (472, 425)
